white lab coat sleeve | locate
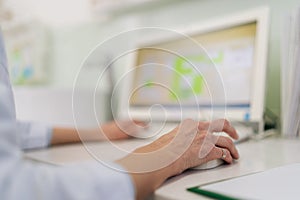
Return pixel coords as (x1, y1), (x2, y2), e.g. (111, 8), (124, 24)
(0, 30), (135, 200)
(1, 123), (135, 200)
(17, 120), (53, 150)
(1, 26), (52, 150)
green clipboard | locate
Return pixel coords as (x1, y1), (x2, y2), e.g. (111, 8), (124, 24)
(187, 186), (241, 200)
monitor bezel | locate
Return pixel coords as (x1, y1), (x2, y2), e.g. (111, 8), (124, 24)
(119, 6), (269, 129)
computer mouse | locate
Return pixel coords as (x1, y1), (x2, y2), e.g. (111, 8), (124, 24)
(192, 159), (224, 170)
(193, 146), (240, 170)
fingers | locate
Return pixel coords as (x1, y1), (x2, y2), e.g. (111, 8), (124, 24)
(215, 147), (233, 163)
(132, 120), (149, 128)
(196, 133), (239, 165)
(198, 119), (239, 140)
(215, 136), (239, 159)
(203, 146), (234, 164)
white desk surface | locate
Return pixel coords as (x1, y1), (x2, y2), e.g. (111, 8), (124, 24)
(25, 136), (300, 200)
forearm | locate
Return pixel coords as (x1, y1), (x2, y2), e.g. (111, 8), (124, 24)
(50, 121), (134, 146)
(116, 155), (178, 200)
(51, 127), (105, 146)
(129, 167), (173, 200)
(51, 127), (80, 145)
(116, 136), (183, 200)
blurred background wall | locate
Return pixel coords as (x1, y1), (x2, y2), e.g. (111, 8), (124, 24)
(1, 0), (299, 125)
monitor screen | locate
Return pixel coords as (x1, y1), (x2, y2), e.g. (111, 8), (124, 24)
(119, 7), (269, 126)
(130, 23), (256, 116)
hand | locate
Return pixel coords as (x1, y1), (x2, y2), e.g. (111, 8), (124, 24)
(179, 119), (239, 170)
(100, 120), (147, 140)
(117, 118), (239, 200)
(132, 118), (239, 172)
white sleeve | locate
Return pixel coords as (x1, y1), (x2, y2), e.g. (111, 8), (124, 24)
(1, 29), (135, 200)
(1, 122), (135, 200)
(1, 123), (135, 200)
(17, 120), (53, 150)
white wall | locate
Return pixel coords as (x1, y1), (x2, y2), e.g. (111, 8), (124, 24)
(66, 0), (298, 118)
(6, 0), (92, 27)
(8, 0), (300, 121)
(13, 87), (110, 127)
(135, 0), (298, 118)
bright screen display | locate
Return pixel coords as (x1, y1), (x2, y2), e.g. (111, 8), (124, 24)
(130, 22), (256, 109)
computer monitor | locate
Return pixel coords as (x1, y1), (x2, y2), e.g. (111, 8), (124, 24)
(119, 7), (269, 132)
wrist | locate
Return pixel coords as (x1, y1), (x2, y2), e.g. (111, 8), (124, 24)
(116, 152), (175, 199)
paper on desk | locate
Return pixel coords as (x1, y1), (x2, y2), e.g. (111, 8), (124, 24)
(200, 163), (300, 200)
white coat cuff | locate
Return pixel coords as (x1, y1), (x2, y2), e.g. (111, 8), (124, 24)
(18, 121), (53, 150)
